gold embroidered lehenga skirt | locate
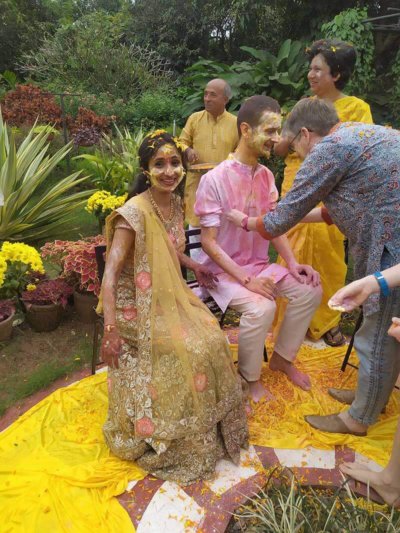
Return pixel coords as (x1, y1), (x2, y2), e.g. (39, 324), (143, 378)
(102, 195), (248, 484)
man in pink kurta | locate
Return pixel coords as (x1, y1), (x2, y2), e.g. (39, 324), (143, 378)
(195, 95), (322, 402)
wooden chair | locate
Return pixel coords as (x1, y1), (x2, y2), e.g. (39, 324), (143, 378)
(91, 229), (268, 373)
(92, 245), (106, 374)
(341, 309), (363, 372)
(341, 307), (399, 390)
(182, 228), (268, 362)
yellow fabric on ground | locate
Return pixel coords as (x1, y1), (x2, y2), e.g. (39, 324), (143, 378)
(274, 95), (373, 340)
(0, 372), (146, 533)
(239, 342), (396, 467)
(1, 340), (397, 532)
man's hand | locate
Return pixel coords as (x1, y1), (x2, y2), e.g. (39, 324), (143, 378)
(246, 277), (277, 300)
(328, 275), (378, 312)
(287, 262), (320, 287)
(100, 330), (122, 369)
(226, 209), (247, 228)
(193, 265), (219, 289)
(186, 147), (199, 164)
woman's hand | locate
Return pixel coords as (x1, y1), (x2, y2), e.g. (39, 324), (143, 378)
(388, 317), (400, 342)
(193, 265), (219, 289)
(328, 275), (379, 312)
(226, 209), (247, 228)
(100, 329), (122, 369)
(287, 262), (321, 287)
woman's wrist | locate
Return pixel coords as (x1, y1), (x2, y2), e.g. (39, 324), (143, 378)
(372, 272), (390, 296)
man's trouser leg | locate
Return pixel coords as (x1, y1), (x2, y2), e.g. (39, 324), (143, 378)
(229, 295), (276, 382)
(349, 286), (400, 426)
(274, 274), (322, 361)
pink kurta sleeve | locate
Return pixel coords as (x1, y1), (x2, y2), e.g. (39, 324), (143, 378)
(194, 173), (222, 227)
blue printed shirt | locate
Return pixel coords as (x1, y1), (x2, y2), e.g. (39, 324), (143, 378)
(262, 122), (400, 315)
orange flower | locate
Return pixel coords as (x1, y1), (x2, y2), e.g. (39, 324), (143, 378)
(135, 271), (151, 290)
(122, 306), (137, 320)
(136, 416), (155, 437)
(194, 373), (208, 392)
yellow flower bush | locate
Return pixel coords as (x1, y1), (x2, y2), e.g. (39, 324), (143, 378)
(1, 242), (44, 274)
(0, 242), (45, 299)
(86, 190), (128, 222)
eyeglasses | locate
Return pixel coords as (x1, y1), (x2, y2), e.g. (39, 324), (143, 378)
(287, 128), (313, 154)
(288, 130), (301, 154)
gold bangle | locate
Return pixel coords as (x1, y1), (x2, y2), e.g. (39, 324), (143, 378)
(105, 324), (117, 333)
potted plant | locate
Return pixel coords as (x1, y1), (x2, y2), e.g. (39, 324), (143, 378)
(0, 241), (45, 325)
(41, 236), (105, 323)
(0, 300), (16, 341)
(86, 190), (127, 233)
(21, 278), (73, 332)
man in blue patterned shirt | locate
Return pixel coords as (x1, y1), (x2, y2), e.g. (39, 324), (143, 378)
(228, 98), (400, 437)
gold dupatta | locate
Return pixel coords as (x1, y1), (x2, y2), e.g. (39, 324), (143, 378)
(103, 195), (243, 451)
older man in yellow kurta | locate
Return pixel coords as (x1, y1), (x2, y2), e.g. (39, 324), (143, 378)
(179, 79), (238, 231)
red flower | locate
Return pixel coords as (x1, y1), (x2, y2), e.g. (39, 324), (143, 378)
(135, 271), (151, 290)
(136, 417), (155, 437)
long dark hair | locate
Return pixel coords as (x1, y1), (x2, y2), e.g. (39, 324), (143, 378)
(128, 131), (187, 199)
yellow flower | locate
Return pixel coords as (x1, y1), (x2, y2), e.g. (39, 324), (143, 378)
(148, 129), (167, 139)
(86, 190), (127, 216)
(0, 242), (44, 274)
(27, 284), (37, 291)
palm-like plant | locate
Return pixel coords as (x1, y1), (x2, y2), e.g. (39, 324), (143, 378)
(76, 125), (145, 195)
(0, 112), (94, 243)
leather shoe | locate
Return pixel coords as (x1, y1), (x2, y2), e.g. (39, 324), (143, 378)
(328, 388), (386, 413)
(305, 413), (367, 436)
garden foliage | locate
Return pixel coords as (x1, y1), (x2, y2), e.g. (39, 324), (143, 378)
(0, 113), (94, 243)
(76, 126), (145, 194)
(183, 40), (309, 115)
(321, 8), (375, 97)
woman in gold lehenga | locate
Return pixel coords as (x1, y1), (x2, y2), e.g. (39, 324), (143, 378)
(99, 131), (248, 485)
(274, 39), (373, 346)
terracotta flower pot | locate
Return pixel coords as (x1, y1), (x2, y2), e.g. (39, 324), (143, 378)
(74, 290), (99, 323)
(0, 312), (15, 341)
(24, 302), (63, 332)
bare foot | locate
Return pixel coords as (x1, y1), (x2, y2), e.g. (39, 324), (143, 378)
(269, 352), (311, 390)
(340, 462), (400, 507)
(338, 410), (368, 433)
(247, 380), (274, 402)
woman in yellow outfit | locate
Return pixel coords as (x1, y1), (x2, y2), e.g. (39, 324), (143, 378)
(274, 39), (373, 346)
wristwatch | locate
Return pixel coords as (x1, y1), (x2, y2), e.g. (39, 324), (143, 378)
(241, 215), (249, 231)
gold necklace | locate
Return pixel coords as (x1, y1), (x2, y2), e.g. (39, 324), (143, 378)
(148, 188), (175, 224)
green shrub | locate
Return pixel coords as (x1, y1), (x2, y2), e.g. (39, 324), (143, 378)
(321, 8), (375, 98)
(0, 113), (94, 243)
(182, 40), (308, 116)
(127, 90), (184, 130)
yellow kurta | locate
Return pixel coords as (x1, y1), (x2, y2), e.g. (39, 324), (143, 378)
(275, 96), (373, 340)
(179, 110), (238, 226)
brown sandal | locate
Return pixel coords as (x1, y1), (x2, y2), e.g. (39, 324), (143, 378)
(323, 326), (346, 347)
